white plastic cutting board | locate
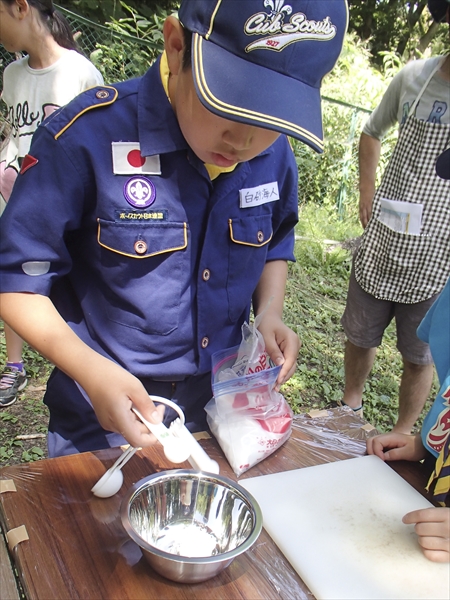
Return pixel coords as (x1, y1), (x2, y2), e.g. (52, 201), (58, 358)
(241, 455), (450, 600)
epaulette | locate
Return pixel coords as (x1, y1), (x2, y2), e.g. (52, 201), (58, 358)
(51, 86), (119, 140)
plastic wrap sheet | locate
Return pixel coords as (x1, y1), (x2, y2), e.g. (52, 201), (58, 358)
(0, 446), (200, 600)
(0, 409), (380, 600)
(247, 540), (315, 600)
(289, 406), (379, 466)
(0, 442), (315, 600)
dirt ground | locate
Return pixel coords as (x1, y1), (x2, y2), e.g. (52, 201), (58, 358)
(0, 383), (49, 467)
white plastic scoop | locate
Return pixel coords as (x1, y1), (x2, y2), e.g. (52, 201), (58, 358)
(91, 396), (191, 498)
(131, 406), (191, 464)
(170, 418), (220, 473)
(91, 445), (138, 498)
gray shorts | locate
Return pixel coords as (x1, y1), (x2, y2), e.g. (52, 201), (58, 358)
(341, 265), (438, 365)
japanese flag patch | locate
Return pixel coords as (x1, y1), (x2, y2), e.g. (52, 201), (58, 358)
(112, 142), (161, 175)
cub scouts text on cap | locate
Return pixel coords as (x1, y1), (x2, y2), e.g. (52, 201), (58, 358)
(178, 0), (348, 153)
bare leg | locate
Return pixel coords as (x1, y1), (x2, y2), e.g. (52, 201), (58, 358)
(392, 359), (434, 434)
(343, 340), (377, 409)
(4, 323), (24, 364)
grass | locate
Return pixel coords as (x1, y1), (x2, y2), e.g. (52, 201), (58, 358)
(0, 341), (52, 465)
(0, 203), (437, 467)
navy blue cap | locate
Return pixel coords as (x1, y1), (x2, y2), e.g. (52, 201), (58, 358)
(178, 0), (348, 153)
(436, 148), (450, 179)
(428, 0), (450, 22)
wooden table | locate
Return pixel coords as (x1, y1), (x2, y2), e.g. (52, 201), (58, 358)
(0, 409), (433, 600)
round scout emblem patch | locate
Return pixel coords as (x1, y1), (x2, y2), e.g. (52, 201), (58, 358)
(124, 176), (156, 209)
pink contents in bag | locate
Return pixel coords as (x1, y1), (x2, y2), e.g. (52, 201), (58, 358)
(257, 412), (292, 434)
(207, 313), (293, 476)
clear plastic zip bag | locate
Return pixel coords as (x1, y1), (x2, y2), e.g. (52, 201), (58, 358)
(206, 313), (293, 476)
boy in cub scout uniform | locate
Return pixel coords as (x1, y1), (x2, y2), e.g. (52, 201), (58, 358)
(0, 0), (347, 457)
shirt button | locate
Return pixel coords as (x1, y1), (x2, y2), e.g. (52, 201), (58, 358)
(134, 240), (147, 254)
(202, 269), (211, 281)
(95, 89), (110, 99)
(257, 230), (264, 243)
(201, 337), (209, 349)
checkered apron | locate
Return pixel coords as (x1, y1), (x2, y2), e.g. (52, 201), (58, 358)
(355, 58), (450, 303)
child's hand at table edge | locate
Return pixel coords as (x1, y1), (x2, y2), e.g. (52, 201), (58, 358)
(403, 507), (450, 563)
(366, 432), (427, 462)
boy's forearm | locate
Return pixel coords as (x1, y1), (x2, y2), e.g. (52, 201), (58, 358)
(0, 292), (107, 384)
(252, 260), (288, 317)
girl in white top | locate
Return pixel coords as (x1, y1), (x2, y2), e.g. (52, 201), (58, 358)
(0, 0), (104, 406)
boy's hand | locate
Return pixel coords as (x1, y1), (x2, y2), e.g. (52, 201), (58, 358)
(403, 508), (450, 563)
(252, 260), (300, 389)
(257, 312), (300, 390)
(366, 432), (427, 462)
(80, 357), (165, 449)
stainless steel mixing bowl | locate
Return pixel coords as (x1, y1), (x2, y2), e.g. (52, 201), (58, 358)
(120, 469), (263, 583)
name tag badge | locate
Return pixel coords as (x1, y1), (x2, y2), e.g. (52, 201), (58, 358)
(379, 198), (423, 235)
(239, 182), (280, 208)
(112, 142), (161, 175)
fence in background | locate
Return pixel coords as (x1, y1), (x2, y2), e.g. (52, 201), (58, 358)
(1, 6), (394, 216)
(0, 5), (161, 84)
(293, 97), (372, 216)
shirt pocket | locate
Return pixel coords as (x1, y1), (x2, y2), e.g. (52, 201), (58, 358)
(226, 214), (273, 323)
(97, 218), (188, 335)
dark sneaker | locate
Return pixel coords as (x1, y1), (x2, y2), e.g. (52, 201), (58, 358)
(0, 367), (27, 407)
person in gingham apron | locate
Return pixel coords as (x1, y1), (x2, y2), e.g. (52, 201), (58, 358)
(367, 143), (450, 563)
(340, 0), (450, 433)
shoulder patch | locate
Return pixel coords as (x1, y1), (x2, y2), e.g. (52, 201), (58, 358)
(53, 86), (119, 140)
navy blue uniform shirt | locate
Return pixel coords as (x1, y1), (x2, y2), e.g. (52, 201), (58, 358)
(0, 57), (298, 380)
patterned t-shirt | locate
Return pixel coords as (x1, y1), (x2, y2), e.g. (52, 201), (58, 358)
(0, 49), (103, 207)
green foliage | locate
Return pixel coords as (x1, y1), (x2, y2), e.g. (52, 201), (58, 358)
(0, 430), (45, 463)
(324, 33), (396, 108)
(21, 447), (45, 462)
(89, 2), (168, 82)
(0, 331), (52, 382)
(57, 0), (179, 23)
(0, 412), (18, 424)
(347, 0), (449, 65)
(22, 346), (52, 379)
(297, 201), (361, 245)
(59, 0), (448, 67)
(0, 327), (51, 465)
